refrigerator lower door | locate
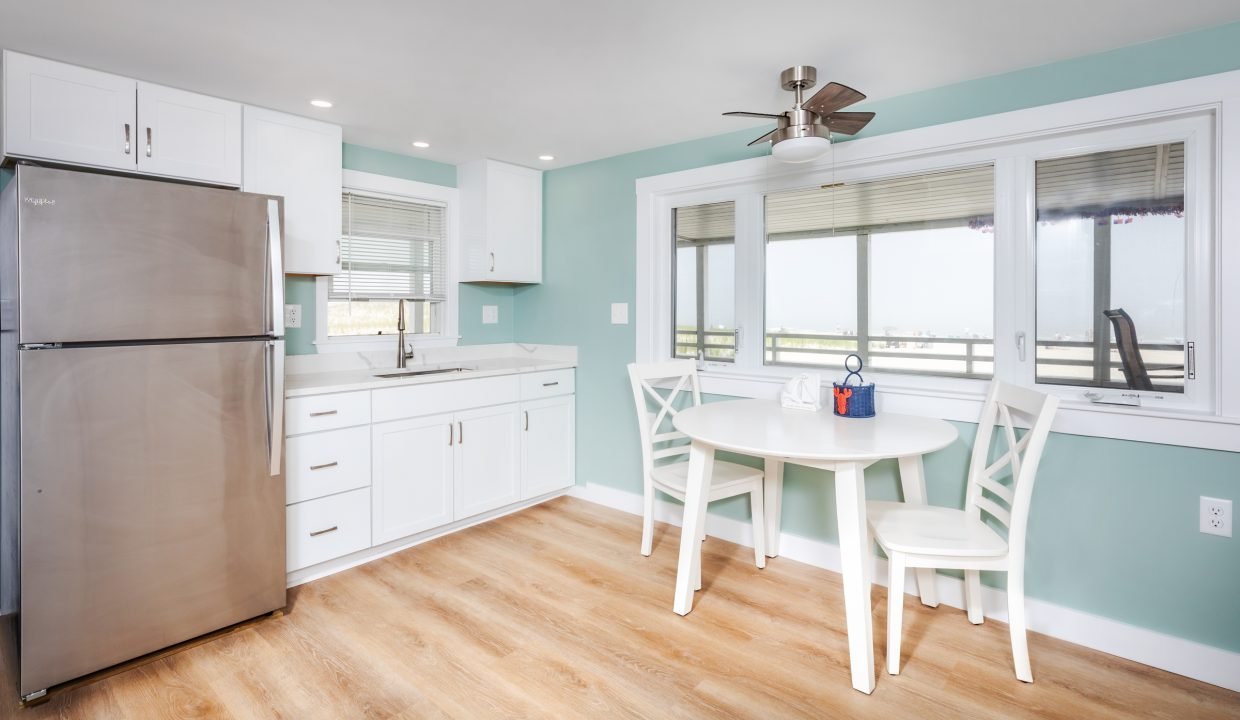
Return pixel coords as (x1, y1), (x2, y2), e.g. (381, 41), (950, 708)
(16, 165), (278, 344)
(18, 341), (285, 696)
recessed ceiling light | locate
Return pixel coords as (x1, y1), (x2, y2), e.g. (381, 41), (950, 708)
(412, 141), (430, 149)
(309, 99), (333, 108)
(538, 155), (555, 161)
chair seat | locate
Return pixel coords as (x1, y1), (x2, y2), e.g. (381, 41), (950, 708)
(651, 460), (762, 497)
(867, 501), (1008, 558)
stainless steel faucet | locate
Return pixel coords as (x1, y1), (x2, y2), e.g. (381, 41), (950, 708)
(396, 300), (414, 368)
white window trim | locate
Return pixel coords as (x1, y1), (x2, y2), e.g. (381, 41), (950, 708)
(315, 169), (460, 353)
(636, 69), (1240, 452)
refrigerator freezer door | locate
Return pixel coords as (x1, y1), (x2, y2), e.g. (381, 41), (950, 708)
(18, 341), (286, 696)
(16, 166), (276, 344)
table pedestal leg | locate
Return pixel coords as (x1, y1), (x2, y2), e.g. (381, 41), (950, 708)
(897, 454), (939, 608)
(763, 458), (784, 558)
(673, 441), (713, 616)
(834, 461), (876, 694)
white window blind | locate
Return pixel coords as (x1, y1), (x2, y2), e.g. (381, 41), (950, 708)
(1035, 142), (1184, 220)
(330, 192), (446, 301)
(765, 165), (995, 238)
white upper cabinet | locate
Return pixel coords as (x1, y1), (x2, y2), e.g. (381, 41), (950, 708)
(242, 107), (343, 275)
(3, 51), (137, 171)
(459, 159), (542, 283)
(3, 51), (242, 185)
(135, 81), (241, 185)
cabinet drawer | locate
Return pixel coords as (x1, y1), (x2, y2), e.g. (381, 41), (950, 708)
(286, 391), (370, 436)
(286, 488), (371, 572)
(521, 369), (574, 399)
(372, 375), (520, 423)
(286, 426), (370, 504)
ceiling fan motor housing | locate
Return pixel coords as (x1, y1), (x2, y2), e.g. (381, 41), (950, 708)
(780, 65), (817, 91)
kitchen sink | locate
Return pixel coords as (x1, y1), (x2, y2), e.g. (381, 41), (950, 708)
(373, 366), (474, 379)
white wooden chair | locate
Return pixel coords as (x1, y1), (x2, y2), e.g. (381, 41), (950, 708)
(626, 360), (766, 572)
(867, 380), (1059, 682)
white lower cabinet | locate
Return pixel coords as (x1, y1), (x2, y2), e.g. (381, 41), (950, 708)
(454, 403), (522, 519)
(285, 369), (575, 579)
(521, 395), (576, 499)
(372, 413), (455, 544)
(286, 487), (371, 572)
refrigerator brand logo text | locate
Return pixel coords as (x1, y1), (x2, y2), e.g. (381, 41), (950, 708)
(23, 197), (55, 207)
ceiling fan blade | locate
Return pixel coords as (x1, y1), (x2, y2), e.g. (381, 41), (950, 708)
(803, 82), (866, 116)
(724, 111), (787, 120)
(747, 129), (779, 146)
(823, 111), (876, 135)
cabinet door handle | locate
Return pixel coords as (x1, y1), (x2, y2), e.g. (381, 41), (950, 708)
(448, 423), (454, 446)
(309, 461), (338, 471)
(309, 410), (338, 417)
(489, 252), (495, 273)
(542, 381), (559, 387)
(145, 127), (152, 157)
(309, 526), (339, 537)
(457, 421), (464, 444)
(123, 123), (131, 154)
(523, 410), (529, 431)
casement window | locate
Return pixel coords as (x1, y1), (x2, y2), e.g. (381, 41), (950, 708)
(315, 170), (459, 352)
(636, 76), (1237, 450)
(328, 191), (446, 337)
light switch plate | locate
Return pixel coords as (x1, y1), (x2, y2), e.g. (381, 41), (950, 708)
(611, 302), (629, 325)
(284, 304), (302, 329)
(482, 305), (499, 325)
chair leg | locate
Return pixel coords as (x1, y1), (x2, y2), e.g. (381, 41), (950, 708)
(887, 553), (905, 676)
(1007, 570), (1033, 682)
(749, 486), (766, 569)
(640, 483), (655, 557)
(964, 570), (984, 625)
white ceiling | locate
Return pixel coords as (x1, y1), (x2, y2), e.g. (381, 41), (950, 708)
(3, 1), (1239, 169)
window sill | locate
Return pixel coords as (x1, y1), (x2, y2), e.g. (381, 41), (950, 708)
(695, 368), (1240, 453)
(313, 334), (461, 354)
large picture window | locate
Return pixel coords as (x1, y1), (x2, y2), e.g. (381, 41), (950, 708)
(763, 166), (995, 378)
(673, 201), (736, 361)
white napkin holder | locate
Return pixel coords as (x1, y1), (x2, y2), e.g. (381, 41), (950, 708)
(780, 372), (822, 411)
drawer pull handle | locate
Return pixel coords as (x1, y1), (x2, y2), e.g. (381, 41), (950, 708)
(309, 461), (338, 471)
(309, 526), (339, 537)
(309, 410), (338, 417)
(542, 381), (559, 387)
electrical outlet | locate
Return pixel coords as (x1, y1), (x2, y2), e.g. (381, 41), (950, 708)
(284, 304), (302, 329)
(1200, 496), (1232, 537)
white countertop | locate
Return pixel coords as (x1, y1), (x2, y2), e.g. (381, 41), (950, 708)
(286, 356), (576, 397)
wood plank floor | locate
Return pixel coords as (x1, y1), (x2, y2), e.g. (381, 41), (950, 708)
(2, 496), (1237, 719)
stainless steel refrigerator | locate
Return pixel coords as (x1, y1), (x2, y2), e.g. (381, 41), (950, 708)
(0, 165), (287, 702)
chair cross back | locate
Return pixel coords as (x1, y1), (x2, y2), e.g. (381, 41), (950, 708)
(627, 360), (702, 465)
(964, 382), (1059, 549)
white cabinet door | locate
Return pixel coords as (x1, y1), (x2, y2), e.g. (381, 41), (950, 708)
(486, 161), (542, 283)
(135, 81), (241, 185)
(458, 159), (542, 283)
(521, 395), (575, 499)
(2, 51), (136, 171)
(372, 413), (455, 544)
(243, 107), (343, 275)
(454, 403), (521, 519)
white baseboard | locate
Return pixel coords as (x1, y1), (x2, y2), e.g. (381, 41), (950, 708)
(569, 482), (1240, 693)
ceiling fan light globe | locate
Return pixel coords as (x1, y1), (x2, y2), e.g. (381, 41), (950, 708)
(771, 135), (831, 163)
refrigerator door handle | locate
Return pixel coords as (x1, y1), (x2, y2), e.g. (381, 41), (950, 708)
(268, 339), (285, 476)
(266, 199), (284, 336)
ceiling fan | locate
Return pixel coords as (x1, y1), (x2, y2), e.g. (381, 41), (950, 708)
(724, 66), (875, 163)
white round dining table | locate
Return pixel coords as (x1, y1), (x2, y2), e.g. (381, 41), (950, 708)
(671, 398), (958, 694)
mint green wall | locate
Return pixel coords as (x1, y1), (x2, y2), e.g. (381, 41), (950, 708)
(285, 143), (516, 354)
(515, 22), (1240, 653)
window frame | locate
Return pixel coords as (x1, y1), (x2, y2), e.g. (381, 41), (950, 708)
(314, 170), (460, 353)
(635, 69), (1240, 452)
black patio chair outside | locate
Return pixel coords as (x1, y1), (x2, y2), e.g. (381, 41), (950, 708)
(1103, 308), (1184, 391)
